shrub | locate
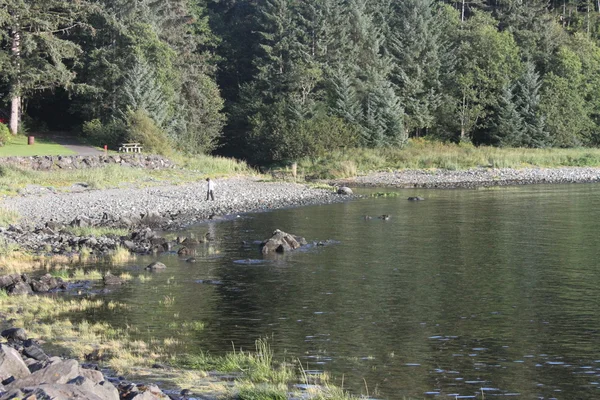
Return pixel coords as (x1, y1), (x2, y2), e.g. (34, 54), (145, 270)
(125, 109), (173, 156)
(82, 119), (126, 148)
(0, 123), (10, 146)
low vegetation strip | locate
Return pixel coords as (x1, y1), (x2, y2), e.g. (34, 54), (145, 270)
(295, 141), (600, 179)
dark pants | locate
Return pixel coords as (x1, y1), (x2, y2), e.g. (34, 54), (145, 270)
(206, 190), (214, 201)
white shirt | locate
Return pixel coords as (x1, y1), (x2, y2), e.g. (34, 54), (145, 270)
(207, 180), (215, 191)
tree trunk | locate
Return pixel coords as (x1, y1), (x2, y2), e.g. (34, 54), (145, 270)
(10, 24), (21, 135)
(461, 0), (466, 23)
(10, 96), (20, 135)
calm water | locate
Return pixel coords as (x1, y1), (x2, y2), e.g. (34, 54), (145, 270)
(88, 184), (600, 399)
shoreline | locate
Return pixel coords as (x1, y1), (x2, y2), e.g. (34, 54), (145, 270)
(332, 166), (600, 189)
(1, 177), (351, 230)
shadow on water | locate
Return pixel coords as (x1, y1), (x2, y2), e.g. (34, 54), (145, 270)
(84, 184), (600, 398)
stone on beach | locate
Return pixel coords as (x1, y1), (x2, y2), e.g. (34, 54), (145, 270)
(0, 344), (31, 382)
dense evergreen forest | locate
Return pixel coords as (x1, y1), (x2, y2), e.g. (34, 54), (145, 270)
(1, 0), (600, 164)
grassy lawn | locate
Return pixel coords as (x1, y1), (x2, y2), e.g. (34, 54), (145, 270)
(0, 134), (76, 157)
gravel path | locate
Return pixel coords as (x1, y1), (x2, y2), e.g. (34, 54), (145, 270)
(2, 177), (346, 227)
(335, 167), (600, 189)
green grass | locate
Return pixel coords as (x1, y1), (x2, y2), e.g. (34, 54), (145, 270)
(50, 269), (70, 279)
(234, 384), (288, 400)
(0, 206), (20, 227)
(175, 338), (294, 384)
(294, 139), (600, 179)
(0, 134), (76, 157)
(171, 153), (255, 176)
(0, 153), (256, 196)
(64, 226), (129, 237)
(72, 268), (103, 281)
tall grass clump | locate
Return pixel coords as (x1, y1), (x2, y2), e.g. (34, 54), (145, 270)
(173, 153), (254, 176)
(294, 139), (600, 178)
(65, 226), (129, 237)
(108, 246), (134, 263)
(177, 338), (294, 385)
(0, 207), (20, 227)
(72, 268), (103, 281)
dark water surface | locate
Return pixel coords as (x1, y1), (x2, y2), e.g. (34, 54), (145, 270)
(95, 184), (600, 399)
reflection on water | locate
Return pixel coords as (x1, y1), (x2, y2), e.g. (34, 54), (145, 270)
(90, 184), (600, 399)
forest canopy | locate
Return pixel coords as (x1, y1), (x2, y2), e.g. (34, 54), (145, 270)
(1, 0), (600, 164)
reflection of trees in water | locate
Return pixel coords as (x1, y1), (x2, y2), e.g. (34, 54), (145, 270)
(91, 187), (600, 398)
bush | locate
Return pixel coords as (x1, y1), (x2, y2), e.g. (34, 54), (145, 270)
(125, 109), (173, 156)
(82, 119), (126, 148)
(0, 123), (10, 146)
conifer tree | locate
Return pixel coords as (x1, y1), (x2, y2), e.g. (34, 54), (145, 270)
(387, 0), (442, 136)
(120, 58), (169, 127)
(491, 86), (525, 146)
(513, 62), (549, 147)
(0, 0), (94, 134)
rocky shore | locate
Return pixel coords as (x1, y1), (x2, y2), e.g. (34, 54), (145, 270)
(2, 177), (346, 229)
(0, 328), (183, 400)
(0, 178), (352, 256)
(336, 167), (600, 188)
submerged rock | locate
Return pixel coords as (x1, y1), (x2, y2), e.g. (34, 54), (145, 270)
(260, 229), (307, 254)
(103, 273), (124, 286)
(145, 262), (166, 271)
(407, 196), (425, 201)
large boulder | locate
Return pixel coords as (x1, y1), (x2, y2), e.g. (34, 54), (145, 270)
(337, 186), (353, 195)
(67, 375), (119, 400)
(140, 211), (164, 228)
(261, 229), (307, 254)
(1, 328), (28, 342)
(6, 359), (81, 390)
(103, 273), (124, 286)
(0, 383), (112, 400)
(7, 282), (32, 296)
(0, 344), (31, 382)
(0, 275), (17, 290)
(70, 216), (92, 228)
(22, 341), (49, 362)
(145, 262), (166, 271)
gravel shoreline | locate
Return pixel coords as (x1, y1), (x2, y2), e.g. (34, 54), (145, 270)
(1, 177), (348, 228)
(5, 167), (600, 228)
(334, 167), (600, 189)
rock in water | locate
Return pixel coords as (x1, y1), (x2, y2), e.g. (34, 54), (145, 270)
(407, 196), (425, 201)
(337, 186), (353, 195)
(261, 229), (307, 254)
(145, 262), (167, 270)
(103, 273), (124, 286)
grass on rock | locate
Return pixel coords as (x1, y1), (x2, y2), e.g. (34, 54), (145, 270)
(64, 226), (129, 237)
(0, 206), (20, 227)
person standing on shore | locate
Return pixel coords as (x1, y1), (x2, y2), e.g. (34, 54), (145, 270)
(206, 178), (215, 201)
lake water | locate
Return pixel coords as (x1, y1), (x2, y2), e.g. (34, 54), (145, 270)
(91, 184), (600, 399)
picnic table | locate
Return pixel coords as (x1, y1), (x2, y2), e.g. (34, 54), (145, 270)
(119, 143), (143, 153)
